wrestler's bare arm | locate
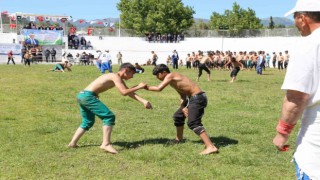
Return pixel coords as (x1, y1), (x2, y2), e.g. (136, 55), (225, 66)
(112, 74), (146, 96)
(127, 92), (153, 109)
(146, 74), (173, 92)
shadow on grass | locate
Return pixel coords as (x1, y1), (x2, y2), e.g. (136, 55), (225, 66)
(236, 79), (250, 82)
(215, 79), (251, 83)
(113, 136), (238, 150)
(113, 138), (173, 149)
(259, 73), (274, 76)
(78, 144), (101, 148)
(192, 136), (238, 148)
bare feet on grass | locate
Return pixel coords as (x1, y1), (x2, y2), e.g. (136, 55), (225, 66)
(68, 143), (79, 148)
(100, 144), (118, 154)
(200, 146), (219, 155)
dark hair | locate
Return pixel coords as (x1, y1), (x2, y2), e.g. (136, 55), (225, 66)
(119, 63), (136, 72)
(152, 64), (170, 75)
(301, 12), (320, 22)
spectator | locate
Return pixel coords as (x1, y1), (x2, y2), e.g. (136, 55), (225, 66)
(117, 51), (123, 65)
(87, 41), (93, 50)
(99, 32), (103, 40)
(135, 63), (145, 73)
(80, 37), (87, 49)
(89, 53), (95, 65)
(151, 51), (158, 66)
(172, 50), (179, 69)
(7, 50), (15, 65)
(97, 50), (112, 73)
(21, 47), (27, 63)
(51, 48), (57, 62)
(24, 51), (32, 67)
(45, 49), (51, 63)
(36, 47), (43, 63)
(30, 47), (37, 63)
(82, 52), (90, 65)
(146, 59), (152, 66)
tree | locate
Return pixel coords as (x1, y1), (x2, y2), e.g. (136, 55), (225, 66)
(117, 0), (195, 35)
(209, 2), (262, 36)
(269, 16), (275, 29)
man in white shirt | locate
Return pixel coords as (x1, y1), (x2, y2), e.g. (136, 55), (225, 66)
(273, 0), (320, 179)
(98, 50), (112, 74)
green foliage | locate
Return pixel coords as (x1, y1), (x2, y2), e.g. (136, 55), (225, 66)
(269, 16), (275, 29)
(0, 64), (295, 179)
(275, 24), (286, 28)
(117, 0), (195, 35)
(209, 2), (262, 36)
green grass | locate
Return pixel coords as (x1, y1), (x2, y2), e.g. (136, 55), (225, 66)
(0, 64), (296, 179)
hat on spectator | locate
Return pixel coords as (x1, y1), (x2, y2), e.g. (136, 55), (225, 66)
(285, 0), (320, 17)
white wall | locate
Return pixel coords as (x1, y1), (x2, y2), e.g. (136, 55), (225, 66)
(0, 32), (301, 65)
(66, 35), (301, 65)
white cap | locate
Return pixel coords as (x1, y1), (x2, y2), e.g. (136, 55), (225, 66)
(285, 0), (320, 17)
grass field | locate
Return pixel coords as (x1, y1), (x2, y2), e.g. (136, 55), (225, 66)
(0, 64), (297, 179)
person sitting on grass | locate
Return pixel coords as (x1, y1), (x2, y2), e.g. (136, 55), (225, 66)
(48, 61), (72, 72)
(224, 56), (244, 83)
(145, 64), (218, 155)
(134, 63), (145, 73)
(68, 63), (153, 154)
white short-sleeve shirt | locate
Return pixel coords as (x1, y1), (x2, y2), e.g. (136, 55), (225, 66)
(281, 28), (320, 179)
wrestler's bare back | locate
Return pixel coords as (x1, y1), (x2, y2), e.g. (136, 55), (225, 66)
(199, 56), (212, 64)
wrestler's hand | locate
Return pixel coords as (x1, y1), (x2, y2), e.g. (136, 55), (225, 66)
(144, 101), (153, 109)
(138, 82), (147, 89)
(182, 107), (188, 117)
(273, 133), (289, 151)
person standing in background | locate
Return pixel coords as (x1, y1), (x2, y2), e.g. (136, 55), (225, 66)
(151, 51), (158, 66)
(284, 50), (290, 70)
(265, 53), (271, 68)
(272, 52), (277, 68)
(51, 48), (57, 62)
(7, 50), (15, 65)
(171, 50), (179, 69)
(117, 51), (123, 65)
(44, 49), (50, 63)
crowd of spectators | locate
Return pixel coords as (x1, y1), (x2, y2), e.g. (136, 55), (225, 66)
(21, 45), (57, 64)
(145, 49), (289, 74)
(145, 32), (185, 43)
(22, 22), (63, 30)
(67, 34), (93, 50)
(64, 52), (95, 65)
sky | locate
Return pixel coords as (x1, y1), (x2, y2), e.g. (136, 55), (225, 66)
(0, 0), (296, 20)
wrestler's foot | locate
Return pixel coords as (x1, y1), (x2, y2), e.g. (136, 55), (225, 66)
(100, 144), (118, 154)
(68, 143), (79, 148)
(200, 146), (219, 155)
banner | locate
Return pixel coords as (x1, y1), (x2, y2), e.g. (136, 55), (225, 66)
(0, 43), (22, 55)
(87, 28), (94, 35)
(22, 29), (63, 45)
